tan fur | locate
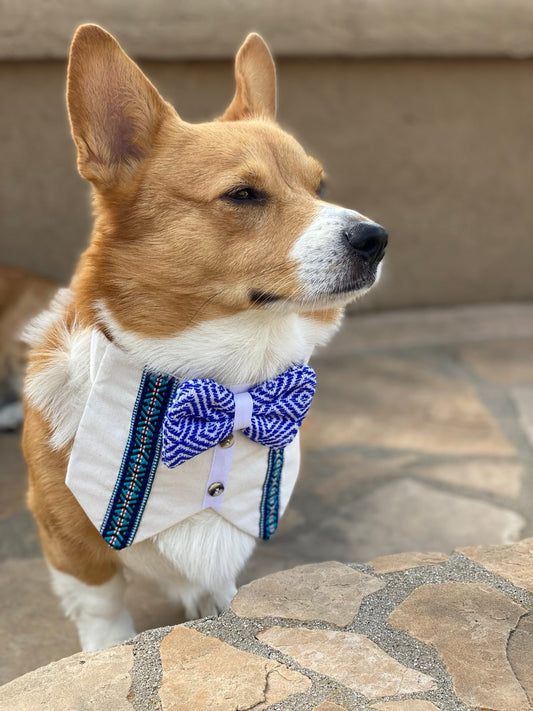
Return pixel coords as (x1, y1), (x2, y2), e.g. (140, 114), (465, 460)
(222, 33), (277, 121)
(24, 305), (118, 584)
(302, 308), (342, 325)
(73, 118), (326, 336)
(24, 26), (343, 587)
(24, 405), (118, 584)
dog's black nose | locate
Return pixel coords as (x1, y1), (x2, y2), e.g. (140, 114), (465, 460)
(344, 222), (388, 264)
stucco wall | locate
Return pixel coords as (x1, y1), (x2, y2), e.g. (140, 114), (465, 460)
(2, 55), (533, 310)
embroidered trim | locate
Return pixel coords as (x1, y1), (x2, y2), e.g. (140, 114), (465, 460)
(259, 448), (284, 540)
(100, 369), (178, 549)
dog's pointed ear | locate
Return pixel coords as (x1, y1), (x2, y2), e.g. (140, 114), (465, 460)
(221, 33), (277, 121)
(67, 24), (172, 188)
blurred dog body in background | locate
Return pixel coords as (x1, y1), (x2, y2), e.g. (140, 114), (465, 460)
(0, 265), (56, 430)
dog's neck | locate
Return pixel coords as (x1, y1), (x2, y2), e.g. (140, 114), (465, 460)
(97, 303), (341, 386)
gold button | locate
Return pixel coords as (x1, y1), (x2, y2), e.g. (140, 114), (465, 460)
(219, 434), (235, 448)
(208, 482), (225, 497)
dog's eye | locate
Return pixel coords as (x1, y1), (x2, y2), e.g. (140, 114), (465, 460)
(222, 186), (267, 204)
(316, 178), (326, 198)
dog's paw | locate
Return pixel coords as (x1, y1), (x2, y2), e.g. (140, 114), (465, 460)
(179, 582), (237, 621)
(80, 609), (137, 651)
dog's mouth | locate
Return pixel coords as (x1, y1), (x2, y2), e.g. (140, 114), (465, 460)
(250, 290), (284, 306)
(250, 265), (381, 309)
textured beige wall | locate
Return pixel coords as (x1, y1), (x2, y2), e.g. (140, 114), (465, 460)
(2, 57), (533, 310)
(4, 0), (533, 59)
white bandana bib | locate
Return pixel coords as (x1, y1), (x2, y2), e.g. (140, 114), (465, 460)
(66, 331), (301, 548)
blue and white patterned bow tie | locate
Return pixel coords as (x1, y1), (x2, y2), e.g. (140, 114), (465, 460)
(161, 364), (316, 467)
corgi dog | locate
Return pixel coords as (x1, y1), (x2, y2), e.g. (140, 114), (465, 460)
(23, 24), (387, 652)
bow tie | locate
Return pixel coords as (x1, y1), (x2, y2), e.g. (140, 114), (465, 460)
(161, 364), (316, 467)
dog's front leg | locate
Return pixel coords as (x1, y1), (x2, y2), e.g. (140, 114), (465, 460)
(49, 566), (136, 651)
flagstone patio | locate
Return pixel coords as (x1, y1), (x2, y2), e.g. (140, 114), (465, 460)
(2, 543), (532, 710)
(1, 303), (533, 706)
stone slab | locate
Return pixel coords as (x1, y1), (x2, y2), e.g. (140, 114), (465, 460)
(231, 561), (384, 626)
(0, 509), (41, 562)
(511, 386), (533, 448)
(368, 551), (449, 574)
(457, 538), (533, 593)
(0, 557), (79, 685)
(309, 450), (416, 503)
(300, 478), (525, 564)
(158, 626), (311, 711)
(507, 614), (533, 704)
(257, 626), (436, 699)
(460, 339), (533, 384)
(0, 645), (133, 710)
(389, 583), (529, 711)
(412, 458), (523, 498)
(308, 355), (515, 456)
(320, 304), (533, 357)
(370, 702), (441, 711)
(5, 0), (533, 60)
(312, 703), (346, 711)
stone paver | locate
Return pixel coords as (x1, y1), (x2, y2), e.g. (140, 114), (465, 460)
(368, 551), (449, 574)
(457, 538), (533, 593)
(257, 626), (437, 698)
(370, 702), (441, 711)
(307, 354), (515, 456)
(3, 545), (533, 711)
(309, 451), (417, 502)
(0, 558), (79, 685)
(305, 478), (525, 562)
(412, 458), (524, 498)
(0, 555), (182, 685)
(158, 626), (311, 711)
(460, 339), (533, 385)
(507, 614), (533, 705)
(0, 645), (133, 711)
(512, 385), (533, 448)
(320, 303), (533, 357)
(389, 582), (530, 711)
(231, 561), (384, 626)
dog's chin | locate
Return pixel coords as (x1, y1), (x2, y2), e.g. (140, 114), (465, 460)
(301, 281), (376, 310)
(310, 260), (384, 308)
(251, 263), (383, 312)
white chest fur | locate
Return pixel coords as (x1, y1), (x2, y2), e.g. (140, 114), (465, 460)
(98, 303), (340, 385)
